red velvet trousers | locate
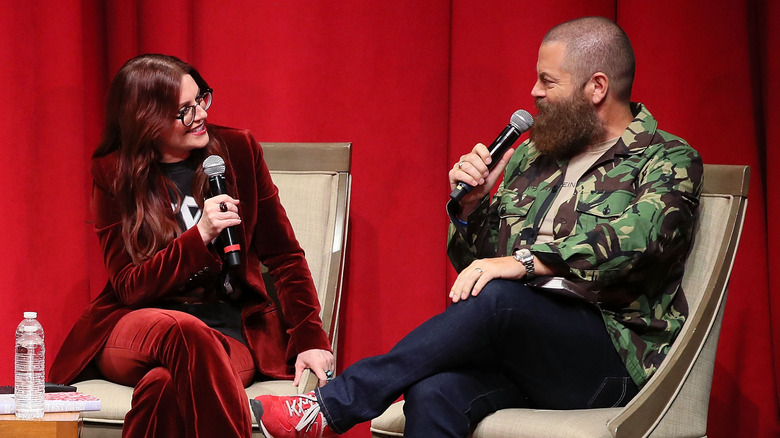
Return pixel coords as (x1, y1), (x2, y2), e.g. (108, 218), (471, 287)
(96, 308), (256, 438)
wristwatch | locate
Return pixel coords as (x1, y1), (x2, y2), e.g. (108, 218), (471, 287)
(513, 248), (535, 280)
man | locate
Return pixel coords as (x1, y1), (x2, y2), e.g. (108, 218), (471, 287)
(251, 16), (702, 438)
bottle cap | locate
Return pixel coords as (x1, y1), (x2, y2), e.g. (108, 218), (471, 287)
(23, 312), (37, 319)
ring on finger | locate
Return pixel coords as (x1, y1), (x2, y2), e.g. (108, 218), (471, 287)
(474, 267), (483, 274)
(458, 161), (465, 169)
(219, 201), (228, 212)
(325, 369), (334, 380)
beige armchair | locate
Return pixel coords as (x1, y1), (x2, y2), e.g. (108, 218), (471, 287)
(370, 164), (750, 438)
(74, 142), (351, 437)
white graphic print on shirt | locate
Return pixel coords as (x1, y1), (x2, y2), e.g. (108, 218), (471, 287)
(175, 195), (202, 230)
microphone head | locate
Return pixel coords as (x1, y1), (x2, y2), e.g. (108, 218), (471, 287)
(203, 155), (226, 177)
(509, 110), (534, 132)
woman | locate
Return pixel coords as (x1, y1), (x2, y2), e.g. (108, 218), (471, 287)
(50, 54), (334, 437)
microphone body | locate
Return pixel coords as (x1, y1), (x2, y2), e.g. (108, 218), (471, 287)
(204, 156), (242, 268)
(450, 110), (534, 202)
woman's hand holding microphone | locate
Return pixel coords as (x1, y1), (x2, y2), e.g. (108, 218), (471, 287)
(196, 195), (241, 245)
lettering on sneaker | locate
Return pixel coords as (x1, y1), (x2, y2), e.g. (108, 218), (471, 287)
(251, 392), (333, 438)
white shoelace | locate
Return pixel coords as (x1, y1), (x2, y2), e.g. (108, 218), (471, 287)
(285, 393), (324, 432)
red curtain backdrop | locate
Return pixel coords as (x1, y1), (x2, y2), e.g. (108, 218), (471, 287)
(1, 1), (777, 436)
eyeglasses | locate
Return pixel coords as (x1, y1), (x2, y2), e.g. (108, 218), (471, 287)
(175, 89), (213, 127)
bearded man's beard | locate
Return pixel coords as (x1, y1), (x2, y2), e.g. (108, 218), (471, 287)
(530, 90), (605, 160)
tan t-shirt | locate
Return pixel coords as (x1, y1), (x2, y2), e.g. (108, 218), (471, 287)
(536, 137), (619, 244)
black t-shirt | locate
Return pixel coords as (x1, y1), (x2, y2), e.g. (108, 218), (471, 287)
(159, 160), (246, 345)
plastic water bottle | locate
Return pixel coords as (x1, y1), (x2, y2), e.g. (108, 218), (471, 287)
(14, 311), (45, 419)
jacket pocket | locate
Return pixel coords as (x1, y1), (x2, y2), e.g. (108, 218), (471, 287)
(576, 189), (634, 219)
(497, 191), (535, 219)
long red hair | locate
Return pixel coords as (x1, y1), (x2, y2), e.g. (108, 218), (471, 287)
(94, 54), (226, 264)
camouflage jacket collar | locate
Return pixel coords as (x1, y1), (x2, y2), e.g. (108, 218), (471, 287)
(614, 102), (656, 156)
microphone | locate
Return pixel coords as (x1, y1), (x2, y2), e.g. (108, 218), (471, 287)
(203, 155), (241, 268)
(449, 109), (534, 202)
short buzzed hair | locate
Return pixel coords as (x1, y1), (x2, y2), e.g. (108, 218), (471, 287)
(543, 17), (635, 102)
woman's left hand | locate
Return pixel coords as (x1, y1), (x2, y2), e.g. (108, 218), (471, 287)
(196, 195), (241, 245)
(294, 349), (335, 387)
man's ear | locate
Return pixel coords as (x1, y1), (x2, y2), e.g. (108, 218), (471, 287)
(586, 72), (609, 105)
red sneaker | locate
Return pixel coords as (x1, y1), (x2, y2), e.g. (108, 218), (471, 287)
(251, 392), (335, 438)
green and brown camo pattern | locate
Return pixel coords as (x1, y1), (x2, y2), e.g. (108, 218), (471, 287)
(447, 103), (703, 386)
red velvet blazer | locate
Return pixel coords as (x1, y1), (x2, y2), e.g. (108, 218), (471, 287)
(50, 126), (331, 384)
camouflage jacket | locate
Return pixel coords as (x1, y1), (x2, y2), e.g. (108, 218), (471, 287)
(447, 103), (703, 386)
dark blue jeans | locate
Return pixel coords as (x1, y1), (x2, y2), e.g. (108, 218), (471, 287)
(316, 279), (638, 437)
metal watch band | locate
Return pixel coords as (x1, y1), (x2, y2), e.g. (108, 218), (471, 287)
(513, 248), (535, 280)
